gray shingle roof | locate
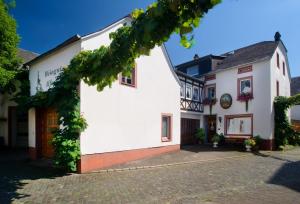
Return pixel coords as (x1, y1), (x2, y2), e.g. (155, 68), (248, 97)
(291, 76), (300, 96)
(18, 48), (39, 64)
(215, 41), (278, 70)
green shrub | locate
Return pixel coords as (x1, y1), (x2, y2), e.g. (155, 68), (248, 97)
(195, 128), (205, 143)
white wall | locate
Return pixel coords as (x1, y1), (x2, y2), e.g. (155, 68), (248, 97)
(80, 45), (181, 154)
(28, 108), (36, 148)
(29, 42), (81, 96)
(291, 105), (300, 121)
(203, 60), (272, 140)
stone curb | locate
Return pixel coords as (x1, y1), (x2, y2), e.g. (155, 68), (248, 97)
(86, 153), (251, 174)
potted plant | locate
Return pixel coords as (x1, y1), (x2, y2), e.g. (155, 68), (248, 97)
(238, 92), (253, 112)
(244, 138), (256, 152)
(212, 133), (221, 148)
(195, 128), (205, 144)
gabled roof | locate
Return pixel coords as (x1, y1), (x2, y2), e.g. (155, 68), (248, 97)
(25, 15), (131, 66)
(215, 41), (278, 70)
(291, 76), (300, 96)
(18, 48), (39, 64)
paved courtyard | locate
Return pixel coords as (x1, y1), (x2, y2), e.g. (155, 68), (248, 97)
(0, 146), (300, 204)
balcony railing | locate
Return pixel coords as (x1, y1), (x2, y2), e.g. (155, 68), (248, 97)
(180, 98), (203, 112)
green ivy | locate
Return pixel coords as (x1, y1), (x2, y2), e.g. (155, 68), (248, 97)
(274, 95), (300, 148)
(25, 0), (221, 172)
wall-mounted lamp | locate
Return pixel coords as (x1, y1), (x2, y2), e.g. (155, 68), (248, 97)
(218, 116), (222, 123)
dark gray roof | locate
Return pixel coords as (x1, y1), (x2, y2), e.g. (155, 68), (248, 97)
(291, 76), (300, 96)
(18, 48), (39, 64)
(216, 41), (278, 70)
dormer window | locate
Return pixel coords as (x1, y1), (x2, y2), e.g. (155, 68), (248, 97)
(187, 66), (199, 76)
(120, 67), (136, 87)
(205, 84), (216, 99)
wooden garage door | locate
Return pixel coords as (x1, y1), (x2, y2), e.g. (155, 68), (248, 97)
(181, 118), (200, 145)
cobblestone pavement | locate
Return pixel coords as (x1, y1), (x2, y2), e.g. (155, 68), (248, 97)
(0, 147), (300, 204)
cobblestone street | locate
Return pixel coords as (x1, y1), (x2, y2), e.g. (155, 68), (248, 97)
(1, 147), (300, 204)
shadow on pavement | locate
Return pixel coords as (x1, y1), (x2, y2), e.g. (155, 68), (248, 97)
(253, 151), (300, 193)
(268, 161), (300, 193)
(0, 148), (67, 204)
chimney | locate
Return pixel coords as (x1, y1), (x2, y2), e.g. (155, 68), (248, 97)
(194, 54), (200, 60)
(274, 32), (281, 42)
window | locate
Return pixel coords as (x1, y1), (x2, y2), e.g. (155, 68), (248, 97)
(276, 52), (280, 68)
(186, 84), (192, 100)
(276, 81), (279, 96)
(205, 85), (216, 99)
(161, 114), (172, 142)
(121, 67), (136, 87)
(238, 76), (253, 98)
(225, 114), (253, 137)
(187, 66), (199, 76)
(283, 62), (286, 76)
(192, 86), (200, 101)
(180, 81), (185, 98)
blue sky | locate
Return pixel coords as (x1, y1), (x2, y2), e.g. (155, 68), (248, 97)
(11, 0), (300, 76)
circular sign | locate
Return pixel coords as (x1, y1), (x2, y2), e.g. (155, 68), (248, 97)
(220, 93), (232, 109)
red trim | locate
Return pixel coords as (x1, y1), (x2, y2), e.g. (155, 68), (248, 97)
(276, 52), (280, 68)
(260, 139), (275, 150)
(205, 74), (216, 81)
(204, 83), (216, 98)
(237, 76), (253, 100)
(119, 63), (137, 88)
(28, 147), (37, 160)
(78, 145), (180, 173)
(161, 113), (173, 142)
(224, 114), (253, 137)
(238, 65), (252, 74)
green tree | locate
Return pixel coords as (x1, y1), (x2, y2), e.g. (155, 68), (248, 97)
(0, 0), (21, 93)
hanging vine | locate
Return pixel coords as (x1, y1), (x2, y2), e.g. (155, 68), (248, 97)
(25, 0), (221, 171)
(274, 95), (300, 149)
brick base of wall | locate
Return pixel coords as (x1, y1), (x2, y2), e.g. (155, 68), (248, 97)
(28, 147), (37, 160)
(78, 145), (180, 173)
(260, 139), (275, 150)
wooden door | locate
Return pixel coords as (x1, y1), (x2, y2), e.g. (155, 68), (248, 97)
(206, 115), (216, 143)
(41, 108), (58, 158)
(181, 118), (200, 145)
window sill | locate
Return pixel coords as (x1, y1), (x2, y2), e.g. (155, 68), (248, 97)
(161, 137), (171, 142)
(121, 82), (136, 88)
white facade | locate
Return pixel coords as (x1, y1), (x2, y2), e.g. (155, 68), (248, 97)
(28, 17), (181, 156)
(0, 93), (17, 146)
(202, 43), (290, 141)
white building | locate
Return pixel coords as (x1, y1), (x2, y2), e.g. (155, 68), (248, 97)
(290, 77), (300, 121)
(176, 32), (291, 150)
(0, 49), (38, 148)
(25, 15), (292, 172)
(26, 17), (181, 173)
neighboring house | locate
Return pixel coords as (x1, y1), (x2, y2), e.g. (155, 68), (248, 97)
(26, 16), (181, 173)
(0, 49), (38, 148)
(290, 76), (300, 121)
(176, 32), (291, 150)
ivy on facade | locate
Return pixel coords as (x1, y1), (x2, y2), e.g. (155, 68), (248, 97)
(26, 0), (222, 171)
(274, 95), (300, 148)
